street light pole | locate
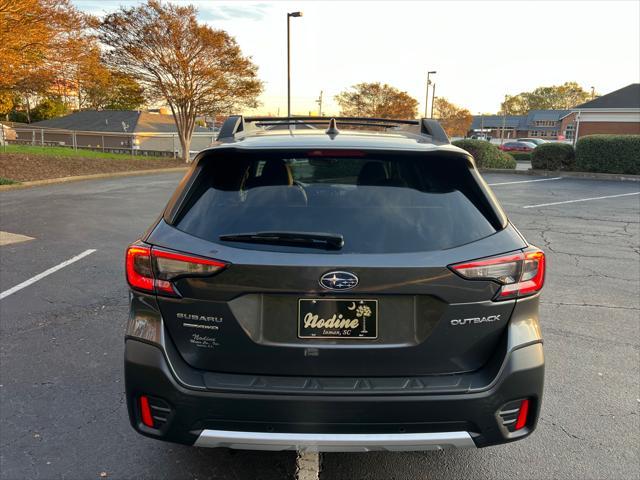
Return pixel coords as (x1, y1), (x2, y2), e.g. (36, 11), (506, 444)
(287, 12), (303, 118)
(424, 70), (436, 118)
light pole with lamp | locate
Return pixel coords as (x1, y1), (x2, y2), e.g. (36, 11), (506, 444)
(424, 70), (436, 118)
(287, 11), (303, 118)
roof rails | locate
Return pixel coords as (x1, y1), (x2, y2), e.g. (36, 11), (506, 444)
(216, 116), (450, 145)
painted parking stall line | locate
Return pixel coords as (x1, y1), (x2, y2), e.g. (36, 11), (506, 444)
(488, 177), (563, 186)
(0, 249), (97, 300)
(523, 191), (640, 209)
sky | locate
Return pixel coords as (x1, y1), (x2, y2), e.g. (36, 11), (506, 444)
(75, 0), (640, 116)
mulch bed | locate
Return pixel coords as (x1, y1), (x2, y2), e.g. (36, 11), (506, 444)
(0, 153), (186, 182)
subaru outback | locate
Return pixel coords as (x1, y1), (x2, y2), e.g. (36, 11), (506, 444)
(124, 116), (545, 451)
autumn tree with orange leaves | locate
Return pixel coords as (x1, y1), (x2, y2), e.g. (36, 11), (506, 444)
(433, 98), (473, 138)
(335, 83), (419, 119)
(99, 1), (263, 161)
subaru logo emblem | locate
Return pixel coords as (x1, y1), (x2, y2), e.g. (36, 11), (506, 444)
(319, 271), (359, 291)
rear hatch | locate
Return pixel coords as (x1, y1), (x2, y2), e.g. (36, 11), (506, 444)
(146, 148), (528, 377)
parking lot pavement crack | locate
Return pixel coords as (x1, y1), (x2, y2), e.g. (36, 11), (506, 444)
(541, 301), (640, 311)
(539, 417), (583, 441)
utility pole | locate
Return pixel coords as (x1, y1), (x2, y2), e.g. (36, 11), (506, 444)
(590, 86), (595, 99)
(501, 95), (507, 145)
(430, 83), (437, 118)
(316, 90), (323, 116)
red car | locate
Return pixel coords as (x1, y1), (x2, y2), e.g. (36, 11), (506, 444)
(499, 141), (536, 152)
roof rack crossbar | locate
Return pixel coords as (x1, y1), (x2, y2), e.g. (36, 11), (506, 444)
(245, 116), (420, 125)
(253, 120), (408, 129)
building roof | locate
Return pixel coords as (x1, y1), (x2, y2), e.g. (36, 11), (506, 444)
(32, 110), (140, 133)
(31, 110), (213, 134)
(470, 110), (573, 131)
(470, 115), (525, 130)
(573, 84), (640, 109)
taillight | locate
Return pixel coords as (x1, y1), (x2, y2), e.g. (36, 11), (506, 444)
(125, 244), (227, 296)
(126, 246), (154, 292)
(450, 248), (545, 300)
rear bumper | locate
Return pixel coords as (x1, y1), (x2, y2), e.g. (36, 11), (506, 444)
(124, 337), (544, 450)
(194, 429), (475, 452)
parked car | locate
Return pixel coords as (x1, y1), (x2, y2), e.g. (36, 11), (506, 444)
(517, 138), (549, 146)
(125, 116), (545, 452)
(499, 141), (536, 152)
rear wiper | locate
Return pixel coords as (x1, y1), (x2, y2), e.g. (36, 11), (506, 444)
(219, 231), (344, 250)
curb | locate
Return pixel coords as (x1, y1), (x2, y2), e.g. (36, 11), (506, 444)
(0, 167), (188, 191)
(479, 168), (640, 182)
(528, 169), (640, 182)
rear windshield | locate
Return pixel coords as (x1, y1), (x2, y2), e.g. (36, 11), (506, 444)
(175, 151), (500, 253)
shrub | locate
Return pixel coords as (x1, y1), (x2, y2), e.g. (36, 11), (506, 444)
(531, 143), (575, 171)
(575, 135), (640, 174)
(452, 139), (516, 169)
(509, 152), (531, 162)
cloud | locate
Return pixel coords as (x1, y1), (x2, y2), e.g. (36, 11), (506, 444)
(195, 2), (271, 22)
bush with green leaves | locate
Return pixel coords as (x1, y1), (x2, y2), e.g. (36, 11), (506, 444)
(452, 139), (516, 169)
(531, 143), (575, 171)
(509, 152), (531, 162)
(575, 135), (640, 174)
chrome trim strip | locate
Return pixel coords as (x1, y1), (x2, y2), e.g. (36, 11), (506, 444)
(194, 429), (476, 452)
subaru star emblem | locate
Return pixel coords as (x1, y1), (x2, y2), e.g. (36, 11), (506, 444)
(319, 271), (359, 291)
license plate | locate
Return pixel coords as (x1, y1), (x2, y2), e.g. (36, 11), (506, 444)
(298, 299), (378, 339)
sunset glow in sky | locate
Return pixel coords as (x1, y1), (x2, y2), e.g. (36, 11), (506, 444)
(76, 0), (640, 116)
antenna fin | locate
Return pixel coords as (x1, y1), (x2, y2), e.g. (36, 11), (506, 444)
(325, 118), (339, 136)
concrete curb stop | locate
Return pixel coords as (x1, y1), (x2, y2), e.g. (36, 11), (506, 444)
(479, 168), (640, 182)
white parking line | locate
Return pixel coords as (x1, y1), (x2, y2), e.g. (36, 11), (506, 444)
(0, 249), (97, 300)
(488, 177), (562, 186)
(523, 192), (640, 209)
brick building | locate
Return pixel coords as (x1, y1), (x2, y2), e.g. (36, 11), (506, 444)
(572, 83), (640, 139)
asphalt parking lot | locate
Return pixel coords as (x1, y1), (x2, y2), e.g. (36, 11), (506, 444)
(1, 172), (638, 480)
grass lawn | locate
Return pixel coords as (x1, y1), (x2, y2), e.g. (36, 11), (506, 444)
(2, 144), (141, 160)
(0, 177), (20, 185)
(0, 145), (186, 183)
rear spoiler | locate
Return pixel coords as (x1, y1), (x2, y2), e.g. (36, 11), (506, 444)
(216, 116), (450, 145)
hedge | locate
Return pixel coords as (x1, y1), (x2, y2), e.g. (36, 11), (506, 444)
(452, 139), (516, 169)
(575, 135), (640, 174)
(531, 143), (575, 171)
(509, 152), (531, 162)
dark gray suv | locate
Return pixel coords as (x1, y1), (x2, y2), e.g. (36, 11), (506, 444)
(124, 116), (545, 451)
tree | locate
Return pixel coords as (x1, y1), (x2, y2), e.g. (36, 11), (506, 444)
(334, 83), (418, 119)
(99, 1), (262, 162)
(102, 73), (145, 110)
(500, 82), (593, 114)
(433, 98), (473, 137)
(31, 96), (68, 122)
(0, 0), (93, 120)
(75, 49), (145, 111)
(0, 91), (13, 119)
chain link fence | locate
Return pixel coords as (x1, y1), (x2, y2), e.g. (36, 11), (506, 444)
(3, 125), (219, 158)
